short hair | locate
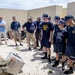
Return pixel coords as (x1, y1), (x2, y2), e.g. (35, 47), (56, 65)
(0, 16), (3, 19)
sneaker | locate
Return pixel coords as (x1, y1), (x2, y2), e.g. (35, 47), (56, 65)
(64, 69), (73, 74)
(41, 52), (47, 59)
(15, 44), (18, 46)
(28, 48), (31, 50)
(34, 47), (37, 49)
(41, 56), (47, 59)
(20, 43), (23, 46)
(62, 66), (65, 71)
(52, 60), (59, 67)
(38, 48), (42, 51)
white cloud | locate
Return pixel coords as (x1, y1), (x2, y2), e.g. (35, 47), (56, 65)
(0, 0), (75, 10)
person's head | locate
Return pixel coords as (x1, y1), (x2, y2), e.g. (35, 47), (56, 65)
(0, 16), (3, 21)
(37, 17), (41, 22)
(48, 16), (51, 21)
(42, 14), (48, 22)
(12, 16), (16, 21)
(54, 16), (60, 23)
(64, 15), (74, 26)
(28, 16), (33, 22)
(57, 20), (64, 29)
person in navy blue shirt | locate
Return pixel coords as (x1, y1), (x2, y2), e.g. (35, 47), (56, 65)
(64, 15), (75, 74)
(11, 16), (23, 46)
(34, 17), (42, 48)
(41, 14), (53, 63)
(52, 20), (67, 71)
(52, 16), (60, 61)
(53, 16), (60, 45)
(22, 16), (36, 50)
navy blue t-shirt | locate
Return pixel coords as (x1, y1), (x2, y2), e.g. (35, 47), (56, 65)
(11, 21), (20, 31)
(67, 25), (75, 47)
(34, 21), (42, 33)
(41, 22), (53, 38)
(56, 29), (67, 43)
(23, 22), (36, 33)
(53, 24), (59, 38)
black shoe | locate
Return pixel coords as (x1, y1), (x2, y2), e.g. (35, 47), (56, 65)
(41, 52), (47, 59)
(62, 66), (65, 71)
(20, 43), (23, 46)
(52, 60), (59, 67)
(64, 68), (73, 74)
(28, 48), (31, 50)
(41, 56), (47, 59)
(38, 48), (42, 51)
(15, 44), (18, 46)
(34, 47), (37, 49)
(52, 57), (56, 61)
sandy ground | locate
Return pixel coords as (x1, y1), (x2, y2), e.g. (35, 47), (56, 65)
(0, 39), (75, 75)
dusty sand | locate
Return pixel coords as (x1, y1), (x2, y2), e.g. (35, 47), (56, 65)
(0, 39), (75, 75)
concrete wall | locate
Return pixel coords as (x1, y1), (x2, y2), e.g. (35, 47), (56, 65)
(56, 6), (63, 18)
(0, 8), (28, 30)
(67, 2), (75, 17)
(62, 8), (67, 18)
(0, 5), (68, 31)
(28, 5), (66, 20)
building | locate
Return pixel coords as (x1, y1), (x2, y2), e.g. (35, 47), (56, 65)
(0, 2), (75, 30)
(67, 2), (75, 17)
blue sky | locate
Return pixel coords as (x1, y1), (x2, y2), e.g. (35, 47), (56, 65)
(0, 0), (75, 10)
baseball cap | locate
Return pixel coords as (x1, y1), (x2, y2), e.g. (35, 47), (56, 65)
(57, 20), (65, 25)
(64, 15), (74, 22)
(42, 14), (48, 18)
(28, 16), (33, 19)
(54, 16), (60, 20)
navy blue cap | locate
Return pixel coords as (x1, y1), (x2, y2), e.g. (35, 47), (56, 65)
(64, 15), (74, 22)
(54, 16), (60, 20)
(42, 14), (48, 18)
(58, 20), (65, 25)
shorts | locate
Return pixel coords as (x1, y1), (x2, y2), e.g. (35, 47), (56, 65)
(26, 32), (36, 43)
(54, 42), (66, 54)
(0, 31), (7, 43)
(12, 30), (21, 38)
(66, 44), (75, 60)
(41, 36), (51, 48)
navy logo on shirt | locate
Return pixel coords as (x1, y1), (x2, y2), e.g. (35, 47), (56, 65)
(56, 32), (63, 40)
(32, 23), (34, 26)
(43, 25), (48, 30)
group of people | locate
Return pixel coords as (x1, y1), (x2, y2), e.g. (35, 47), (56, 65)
(0, 14), (75, 74)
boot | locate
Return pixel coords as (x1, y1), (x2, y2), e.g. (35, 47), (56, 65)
(41, 52), (47, 59)
(48, 55), (51, 63)
(64, 67), (73, 74)
(52, 60), (59, 67)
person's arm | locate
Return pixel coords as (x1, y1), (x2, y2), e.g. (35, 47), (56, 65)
(49, 23), (53, 43)
(22, 23), (26, 32)
(49, 31), (53, 43)
(0, 20), (6, 27)
(18, 22), (22, 33)
(34, 22), (37, 33)
(10, 22), (14, 32)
